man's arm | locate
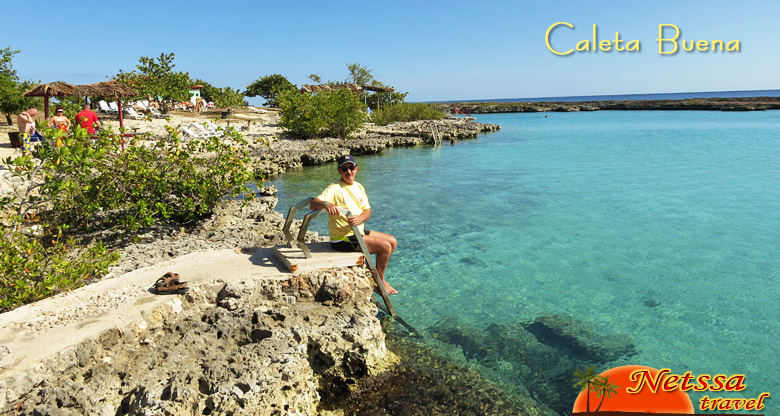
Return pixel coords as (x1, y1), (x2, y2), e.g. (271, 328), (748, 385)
(311, 198), (341, 216)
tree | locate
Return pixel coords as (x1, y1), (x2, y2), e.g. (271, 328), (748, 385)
(345, 63), (379, 86)
(344, 63), (407, 109)
(211, 86), (245, 108)
(573, 366), (599, 413)
(114, 52), (191, 113)
(592, 375), (619, 412)
(307, 73), (323, 84)
(0, 47), (40, 125)
(245, 74), (296, 107)
(193, 79), (245, 108)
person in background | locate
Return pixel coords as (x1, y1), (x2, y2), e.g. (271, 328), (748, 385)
(310, 155), (399, 295)
(75, 103), (100, 134)
(16, 107), (44, 155)
(47, 107), (71, 131)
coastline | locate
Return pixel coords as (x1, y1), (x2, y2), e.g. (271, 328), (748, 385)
(1, 114), (530, 415)
(431, 96), (780, 113)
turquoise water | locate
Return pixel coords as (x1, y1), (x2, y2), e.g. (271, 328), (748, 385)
(269, 111), (780, 412)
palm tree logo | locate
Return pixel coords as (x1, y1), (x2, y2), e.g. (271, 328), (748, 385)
(573, 366), (620, 413)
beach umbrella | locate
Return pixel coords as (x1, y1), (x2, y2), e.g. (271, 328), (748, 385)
(24, 81), (138, 128)
(22, 82), (80, 119)
(80, 82), (138, 129)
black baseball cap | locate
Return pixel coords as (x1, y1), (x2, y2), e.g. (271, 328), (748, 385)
(337, 155), (357, 166)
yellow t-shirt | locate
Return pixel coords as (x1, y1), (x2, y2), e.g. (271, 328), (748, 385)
(316, 180), (371, 241)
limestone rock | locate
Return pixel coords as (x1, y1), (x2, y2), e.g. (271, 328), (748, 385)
(4, 270), (389, 415)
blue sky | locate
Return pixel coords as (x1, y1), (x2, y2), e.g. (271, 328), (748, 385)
(3, 0), (778, 104)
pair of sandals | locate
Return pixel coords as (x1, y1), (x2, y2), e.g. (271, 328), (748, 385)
(153, 272), (189, 295)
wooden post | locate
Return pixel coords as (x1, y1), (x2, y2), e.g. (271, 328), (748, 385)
(117, 98), (124, 129)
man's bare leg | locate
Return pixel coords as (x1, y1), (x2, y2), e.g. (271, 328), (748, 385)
(361, 231), (398, 294)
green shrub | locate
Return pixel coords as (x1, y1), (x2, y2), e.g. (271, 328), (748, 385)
(24, 125), (255, 233)
(278, 89), (365, 139)
(0, 123), (256, 311)
(317, 88), (365, 138)
(0, 216), (118, 313)
(371, 102), (445, 125)
(278, 89), (321, 139)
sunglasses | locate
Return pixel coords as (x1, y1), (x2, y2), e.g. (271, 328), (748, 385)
(339, 165), (357, 171)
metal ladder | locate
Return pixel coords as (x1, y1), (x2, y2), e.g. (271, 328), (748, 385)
(426, 122), (442, 144)
(282, 197), (420, 336)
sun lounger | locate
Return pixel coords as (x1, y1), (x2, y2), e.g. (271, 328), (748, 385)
(124, 107), (144, 120)
(204, 121), (226, 134)
(98, 100), (117, 114)
(148, 107), (166, 119)
(109, 102), (119, 112)
(180, 125), (207, 139)
(191, 122), (223, 137)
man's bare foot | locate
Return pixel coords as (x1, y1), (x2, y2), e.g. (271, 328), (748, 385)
(383, 281), (399, 295)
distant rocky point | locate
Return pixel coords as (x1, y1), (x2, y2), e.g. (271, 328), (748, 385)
(433, 96), (780, 113)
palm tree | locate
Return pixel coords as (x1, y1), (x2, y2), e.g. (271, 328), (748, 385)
(593, 375), (620, 412)
(573, 366), (598, 413)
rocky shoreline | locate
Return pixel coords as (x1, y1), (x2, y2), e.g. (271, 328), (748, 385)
(250, 118), (499, 177)
(437, 96), (780, 113)
(3, 117), (546, 416)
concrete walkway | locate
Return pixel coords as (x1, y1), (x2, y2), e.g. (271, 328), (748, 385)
(0, 247), (292, 379)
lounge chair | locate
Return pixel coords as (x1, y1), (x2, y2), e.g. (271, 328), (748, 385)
(204, 121), (226, 134)
(148, 107), (166, 119)
(109, 102), (120, 113)
(191, 122), (222, 137)
(98, 100), (117, 114)
(180, 125), (207, 139)
(124, 107), (144, 120)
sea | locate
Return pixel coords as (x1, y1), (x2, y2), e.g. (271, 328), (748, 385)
(267, 108), (780, 414)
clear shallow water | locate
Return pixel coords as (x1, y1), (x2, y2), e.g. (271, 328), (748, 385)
(269, 111), (780, 412)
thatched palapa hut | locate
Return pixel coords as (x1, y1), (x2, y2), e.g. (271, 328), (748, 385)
(24, 81), (138, 127)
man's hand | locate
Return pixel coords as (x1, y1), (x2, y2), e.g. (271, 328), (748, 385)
(311, 198), (341, 216)
(325, 203), (341, 216)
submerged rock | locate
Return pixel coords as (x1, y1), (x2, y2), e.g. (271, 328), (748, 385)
(429, 314), (636, 415)
(523, 314), (636, 363)
(323, 324), (555, 416)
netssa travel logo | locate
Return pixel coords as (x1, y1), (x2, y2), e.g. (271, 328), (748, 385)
(572, 365), (770, 415)
(545, 22), (741, 55)
(629, 368), (770, 412)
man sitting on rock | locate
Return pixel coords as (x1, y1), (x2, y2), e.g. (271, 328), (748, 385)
(310, 155), (399, 295)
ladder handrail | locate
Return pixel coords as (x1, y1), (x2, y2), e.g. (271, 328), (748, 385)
(282, 197), (314, 250)
(332, 206), (397, 317)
